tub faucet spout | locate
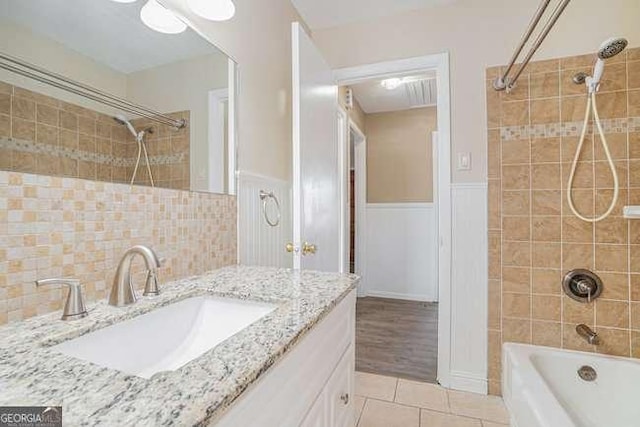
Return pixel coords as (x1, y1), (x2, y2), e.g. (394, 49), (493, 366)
(576, 324), (600, 345)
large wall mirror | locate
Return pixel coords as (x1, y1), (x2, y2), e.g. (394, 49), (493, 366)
(0, 0), (236, 195)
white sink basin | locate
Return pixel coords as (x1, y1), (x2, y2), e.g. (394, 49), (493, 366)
(52, 296), (277, 378)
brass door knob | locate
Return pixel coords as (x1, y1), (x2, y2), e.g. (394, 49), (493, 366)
(302, 242), (316, 256)
(285, 243), (295, 253)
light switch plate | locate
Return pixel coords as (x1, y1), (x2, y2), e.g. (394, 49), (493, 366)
(457, 152), (471, 171)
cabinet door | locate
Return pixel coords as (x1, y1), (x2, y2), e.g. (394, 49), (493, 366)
(326, 345), (355, 427)
(300, 389), (327, 427)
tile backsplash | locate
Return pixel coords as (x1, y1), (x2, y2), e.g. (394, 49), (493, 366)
(0, 171), (236, 324)
(487, 46), (640, 395)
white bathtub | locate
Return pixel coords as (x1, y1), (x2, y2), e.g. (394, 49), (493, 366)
(502, 343), (640, 427)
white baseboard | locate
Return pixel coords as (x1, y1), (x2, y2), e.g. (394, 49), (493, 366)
(362, 290), (437, 302)
(449, 370), (488, 395)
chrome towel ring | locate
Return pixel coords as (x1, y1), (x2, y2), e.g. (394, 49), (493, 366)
(259, 190), (280, 227)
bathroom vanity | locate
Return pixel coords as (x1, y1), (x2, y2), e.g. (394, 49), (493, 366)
(0, 266), (358, 426)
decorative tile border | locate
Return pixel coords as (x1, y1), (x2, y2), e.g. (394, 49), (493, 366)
(500, 116), (640, 140)
(1, 136), (187, 166)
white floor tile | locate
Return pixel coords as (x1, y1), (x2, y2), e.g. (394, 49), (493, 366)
(447, 390), (509, 424)
(355, 371), (398, 401)
(357, 399), (420, 427)
(395, 379), (449, 412)
(420, 410), (482, 427)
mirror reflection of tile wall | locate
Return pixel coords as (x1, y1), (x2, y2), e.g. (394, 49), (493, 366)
(0, 81), (190, 190)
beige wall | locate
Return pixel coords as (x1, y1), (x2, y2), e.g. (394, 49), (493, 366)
(0, 19), (127, 115)
(365, 107), (436, 203)
(312, 0), (640, 183)
(163, 0), (305, 182)
(338, 85), (366, 131)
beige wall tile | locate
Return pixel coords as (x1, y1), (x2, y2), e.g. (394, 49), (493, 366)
(532, 242), (561, 268)
(531, 138), (560, 163)
(531, 190), (561, 215)
(532, 216), (560, 242)
(502, 241), (531, 267)
(502, 216), (530, 241)
(502, 266), (530, 293)
(502, 317), (531, 343)
(503, 292), (530, 318)
(532, 295), (561, 321)
(501, 139), (529, 165)
(595, 244), (628, 272)
(530, 98), (560, 124)
(503, 190), (530, 215)
(563, 297), (594, 324)
(532, 321), (562, 347)
(502, 165), (530, 190)
(530, 72), (559, 99)
(501, 100), (529, 126)
(562, 243), (594, 269)
(599, 272), (630, 300)
(532, 268), (561, 294)
(531, 163), (561, 190)
(596, 300), (629, 328)
(596, 327), (630, 357)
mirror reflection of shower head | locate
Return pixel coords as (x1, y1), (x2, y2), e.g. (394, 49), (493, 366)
(113, 114), (138, 139)
(588, 37), (628, 92)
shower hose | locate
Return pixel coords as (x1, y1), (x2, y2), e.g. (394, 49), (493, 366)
(130, 135), (155, 188)
(566, 91), (619, 222)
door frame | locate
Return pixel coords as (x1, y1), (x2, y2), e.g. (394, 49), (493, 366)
(338, 113), (367, 289)
(333, 53), (453, 388)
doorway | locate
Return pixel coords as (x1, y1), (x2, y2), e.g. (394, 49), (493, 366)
(335, 53), (452, 387)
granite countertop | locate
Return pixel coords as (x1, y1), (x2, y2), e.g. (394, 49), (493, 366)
(0, 265), (359, 426)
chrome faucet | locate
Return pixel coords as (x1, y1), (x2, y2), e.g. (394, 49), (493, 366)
(109, 245), (161, 307)
(576, 324), (600, 345)
(36, 278), (88, 320)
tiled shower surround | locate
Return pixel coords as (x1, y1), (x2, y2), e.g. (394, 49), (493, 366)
(0, 81), (191, 190)
(0, 171), (237, 324)
(487, 46), (640, 395)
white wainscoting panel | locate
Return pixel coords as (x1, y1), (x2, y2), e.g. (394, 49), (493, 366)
(449, 183), (488, 394)
(364, 203), (438, 301)
(238, 171), (292, 268)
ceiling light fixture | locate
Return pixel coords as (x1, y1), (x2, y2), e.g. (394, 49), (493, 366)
(140, 0), (187, 34)
(187, 0), (236, 21)
(380, 78), (403, 90)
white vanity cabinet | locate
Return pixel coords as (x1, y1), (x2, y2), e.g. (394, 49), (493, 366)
(213, 290), (356, 427)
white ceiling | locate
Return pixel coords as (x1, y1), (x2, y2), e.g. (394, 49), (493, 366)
(291, 0), (457, 30)
(350, 73), (437, 114)
(0, 0), (223, 74)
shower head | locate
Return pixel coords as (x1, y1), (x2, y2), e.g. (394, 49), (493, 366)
(597, 37), (628, 60)
(588, 37), (628, 93)
(113, 114), (138, 139)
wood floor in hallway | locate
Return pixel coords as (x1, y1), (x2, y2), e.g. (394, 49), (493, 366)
(355, 297), (438, 383)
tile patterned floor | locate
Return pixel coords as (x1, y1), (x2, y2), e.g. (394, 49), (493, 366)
(354, 372), (510, 427)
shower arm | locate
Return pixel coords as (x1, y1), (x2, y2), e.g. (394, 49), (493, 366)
(494, 0), (571, 92)
(0, 52), (186, 130)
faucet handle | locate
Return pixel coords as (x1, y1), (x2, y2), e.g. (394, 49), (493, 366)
(36, 278), (88, 321)
(143, 269), (160, 296)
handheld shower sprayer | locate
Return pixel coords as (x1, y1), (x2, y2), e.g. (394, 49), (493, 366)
(113, 114), (156, 188)
(566, 37), (627, 223)
(113, 114), (138, 139)
(586, 37), (628, 93)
